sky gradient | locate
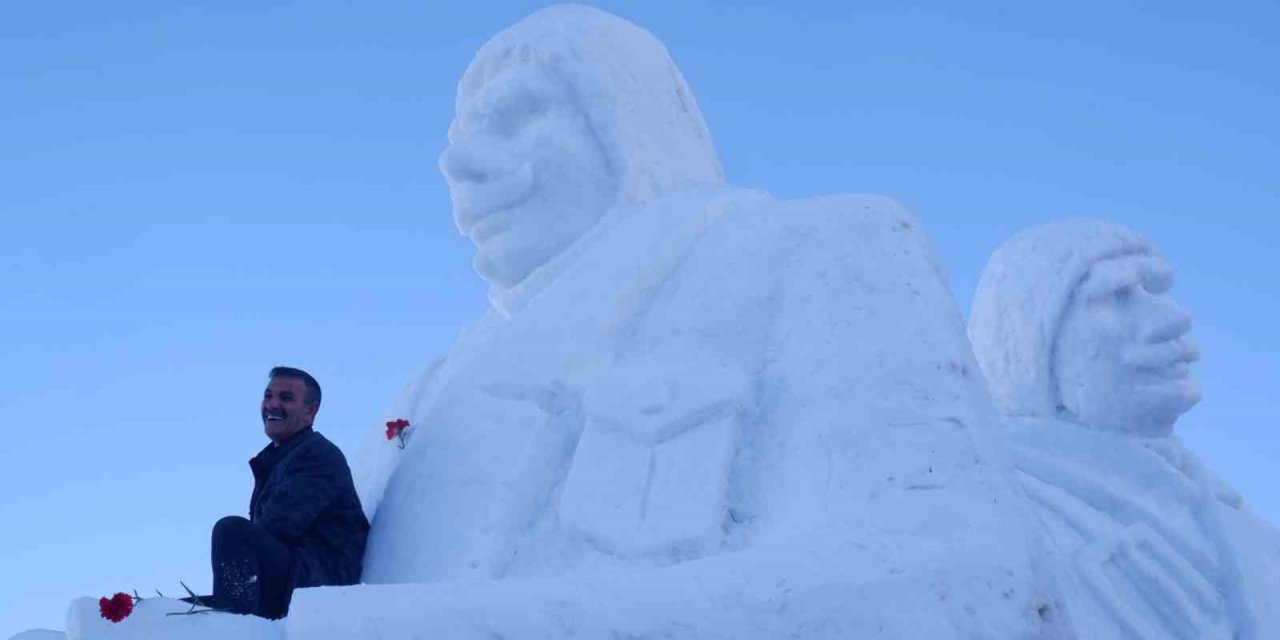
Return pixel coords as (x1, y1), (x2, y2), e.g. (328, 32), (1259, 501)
(2, 0), (1276, 634)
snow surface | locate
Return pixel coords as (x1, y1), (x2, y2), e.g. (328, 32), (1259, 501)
(969, 218), (1280, 639)
(58, 597), (280, 640)
(19, 8), (1280, 640)
(9, 631), (67, 640)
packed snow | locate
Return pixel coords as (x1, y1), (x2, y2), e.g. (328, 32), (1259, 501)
(18, 6), (1278, 640)
(969, 218), (1280, 639)
(346, 4), (1045, 636)
(55, 597), (280, 640)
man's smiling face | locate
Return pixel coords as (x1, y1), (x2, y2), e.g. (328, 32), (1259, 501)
(262, 376), (318, 444)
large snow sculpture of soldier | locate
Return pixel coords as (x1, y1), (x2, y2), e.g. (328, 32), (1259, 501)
(311, 5), (1050, 638)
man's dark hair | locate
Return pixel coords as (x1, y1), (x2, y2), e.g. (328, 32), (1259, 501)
(269, 366), (322, 406)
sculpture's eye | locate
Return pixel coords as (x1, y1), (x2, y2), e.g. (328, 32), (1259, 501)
(1114, 285), (1134, 304)
(486, 87), (549, 140)
(488, 103), (523, 138)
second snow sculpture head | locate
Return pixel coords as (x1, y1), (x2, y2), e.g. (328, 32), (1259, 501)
(439, 4), (724, 310)
(969, 218), (1200, 435)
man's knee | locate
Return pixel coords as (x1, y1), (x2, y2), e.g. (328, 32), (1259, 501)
(213, 515), (252, 543)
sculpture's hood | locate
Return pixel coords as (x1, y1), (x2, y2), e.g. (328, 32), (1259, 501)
(457, 4), (725, 209)
(969, 218), (1155, 417)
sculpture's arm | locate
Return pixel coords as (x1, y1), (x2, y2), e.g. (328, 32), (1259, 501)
(750, 195), (1049, 634)
(752, 195), (1028, 537)
(351, 355), (446, 520)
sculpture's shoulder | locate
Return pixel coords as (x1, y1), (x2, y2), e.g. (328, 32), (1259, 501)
(724, 194), (943, 280)
(769, 193), (917, 229)
(723, 193), (919, 243)
(598, 190), (931, 278)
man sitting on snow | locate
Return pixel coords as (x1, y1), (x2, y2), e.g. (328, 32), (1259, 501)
(192, 366), (369, 619)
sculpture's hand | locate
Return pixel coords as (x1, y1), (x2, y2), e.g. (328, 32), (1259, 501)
(1075, 523), (1229, 640)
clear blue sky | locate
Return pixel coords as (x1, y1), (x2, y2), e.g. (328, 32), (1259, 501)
(2, 0), (1276, 634)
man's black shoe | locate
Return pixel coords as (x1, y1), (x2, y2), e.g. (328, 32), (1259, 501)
(178, 594), (228, 609)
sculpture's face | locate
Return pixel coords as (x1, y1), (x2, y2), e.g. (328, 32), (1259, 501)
(1054, 254), (1201, 436)
(440, 65), (617, 289)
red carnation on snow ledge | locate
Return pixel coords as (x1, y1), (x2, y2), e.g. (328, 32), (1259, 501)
(99, 592), (134, 623)
(386, 418), (411, 449)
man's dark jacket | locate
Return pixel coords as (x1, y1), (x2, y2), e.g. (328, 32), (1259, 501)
(249, 428), (369, 588)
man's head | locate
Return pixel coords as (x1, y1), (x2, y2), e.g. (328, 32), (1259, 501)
(969, 219), (1200, 436)
(262, 366), (321, 444)
(439, 4), (724, 306)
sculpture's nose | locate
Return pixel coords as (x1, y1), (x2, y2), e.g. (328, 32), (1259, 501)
(1139, 294), (1192, 344)
(439, 140), (516, 186)
(438, 145), (476, 184)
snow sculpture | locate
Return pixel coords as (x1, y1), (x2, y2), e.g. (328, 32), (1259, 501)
(970, 218), (1280, 639)
(439, 5), (723, 316)
(338, 5), (1048, 637)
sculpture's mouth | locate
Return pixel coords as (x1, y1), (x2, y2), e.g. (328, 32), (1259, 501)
(1148, 361), (1191, 380)
(452, 163), (535, 238)
(1125, 339), (1199, 378)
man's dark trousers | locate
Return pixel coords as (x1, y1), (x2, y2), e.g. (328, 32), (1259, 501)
(211, 515), (294, 619)
(195, 428), (369, 618)
(192, 427), (368, 616)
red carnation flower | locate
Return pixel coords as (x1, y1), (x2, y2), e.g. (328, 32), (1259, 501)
(385, 418), (411, 449)
(99, 592), (134, 623)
